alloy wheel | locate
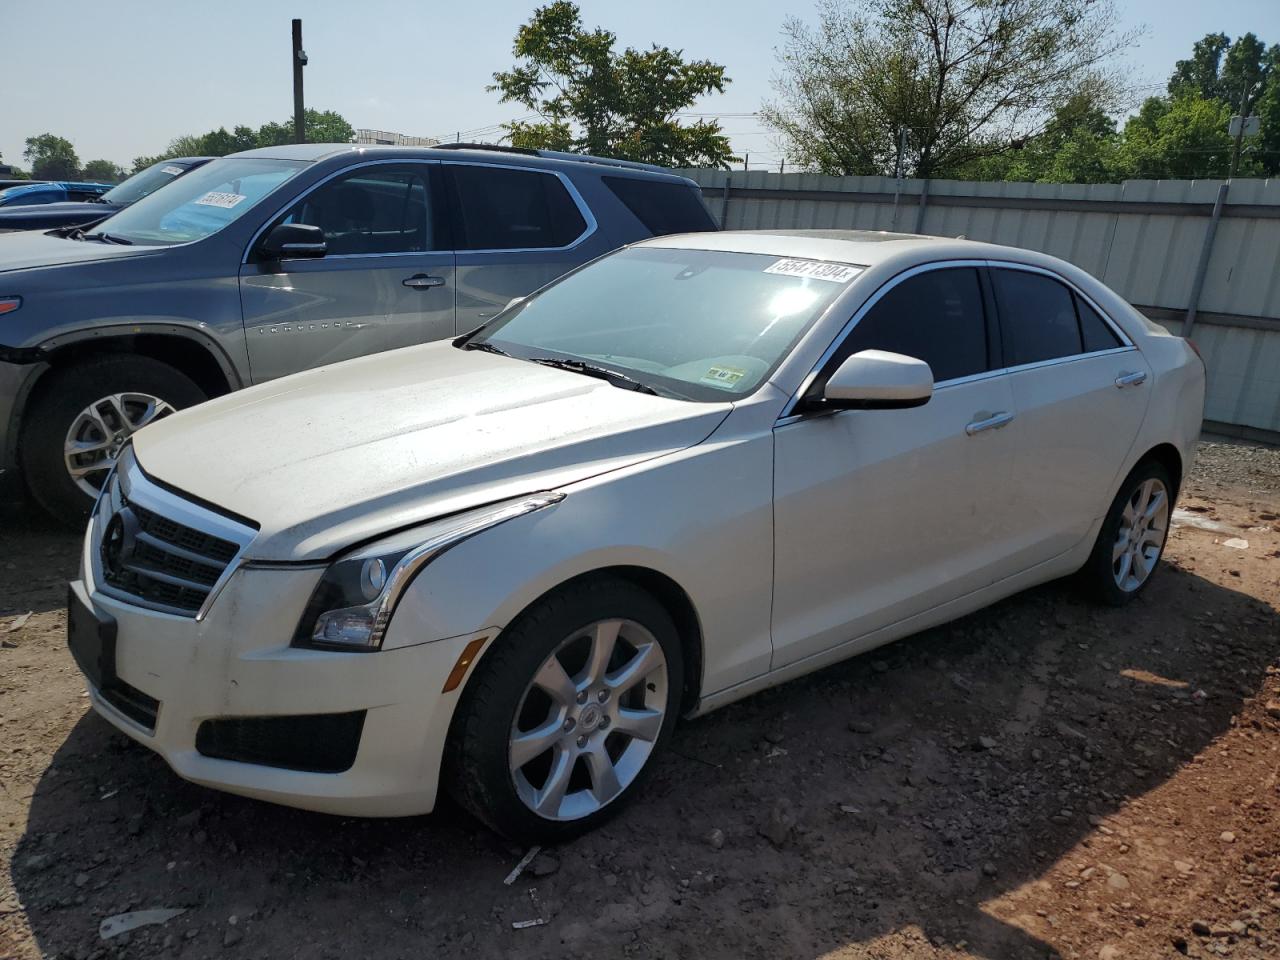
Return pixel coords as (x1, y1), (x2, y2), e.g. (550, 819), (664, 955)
(1112, 476), (1169, 592)
(63, 392), (176, 498)
(509, 618), (668, 822)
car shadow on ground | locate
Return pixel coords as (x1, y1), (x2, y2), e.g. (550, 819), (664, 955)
(10, 561), (1279, 960)
(0, 481), (84, 618)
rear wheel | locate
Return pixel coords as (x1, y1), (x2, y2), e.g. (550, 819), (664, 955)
(445, 577), (683, 842)
(1081, 459), (1173, 606)
(19, 355), (206, 524)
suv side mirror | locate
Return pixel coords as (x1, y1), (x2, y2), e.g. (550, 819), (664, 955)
(260, 223), (327, 260)
(816, 349), (933, 409)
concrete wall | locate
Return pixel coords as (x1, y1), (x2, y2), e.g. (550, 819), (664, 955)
(681, 170), (1280, 437)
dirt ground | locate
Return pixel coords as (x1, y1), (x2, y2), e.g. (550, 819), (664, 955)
(2, 438), (1278, 960)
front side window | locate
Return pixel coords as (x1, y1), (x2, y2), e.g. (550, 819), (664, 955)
(88, 157), (306, 245)
(468, 247), (859, 401)
(277, 166), (437, 256)
(993, 268), (1083, 366)
(830, 268), (990, 384)
(448, 165), (587, 250)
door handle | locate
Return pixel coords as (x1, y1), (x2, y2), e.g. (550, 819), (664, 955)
(403, 274), (445, 289)
(965, 411), (1015, 436)
(1114, 370), (1147, 388)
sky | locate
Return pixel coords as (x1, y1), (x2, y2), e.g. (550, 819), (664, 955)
(3, 0), (1277, 174)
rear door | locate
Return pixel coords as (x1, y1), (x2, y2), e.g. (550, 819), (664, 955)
(990, 264), (1150, 566)
(239, 161), (455, 382)
(446, 162), (596, 333)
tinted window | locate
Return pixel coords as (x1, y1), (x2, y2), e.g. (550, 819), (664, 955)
(832, 268), (989, 383)
(449, 165), (586, 250)
(993, 269), (1082, 365)
(602, 176), (716, 235)
(1077, 294), (1124, 352)
(281, 167), (436, 256)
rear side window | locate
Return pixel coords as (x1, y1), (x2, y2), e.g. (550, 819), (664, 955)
(833, 267), (989, 383)
(602, 176), (716, 235)
(1076, 295), (1124, 352)
(992, 269), (1082, 365)
(448, 165), (587, 250)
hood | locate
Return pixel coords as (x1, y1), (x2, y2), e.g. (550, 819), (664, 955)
(0, 201), (119, 230)
(0, 229), (153, 272)
(132, 341), (731, 561)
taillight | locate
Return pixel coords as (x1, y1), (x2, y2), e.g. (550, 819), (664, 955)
(0, 297), (20, 316)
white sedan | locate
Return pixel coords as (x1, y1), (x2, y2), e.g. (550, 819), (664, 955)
(68, 230), (1205, 840)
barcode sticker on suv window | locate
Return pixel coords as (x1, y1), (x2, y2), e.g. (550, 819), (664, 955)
(764, 258), (862, 283)
(194, 191), (247, 209)
(161, 165), (185, 176)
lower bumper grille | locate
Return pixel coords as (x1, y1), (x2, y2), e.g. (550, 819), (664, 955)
(101, 678), (160, 732)
(195, 712), (367, 773)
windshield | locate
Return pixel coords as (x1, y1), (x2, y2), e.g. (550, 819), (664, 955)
(468, 247), (862, 402)
(100, 160), (199, 206)
(89, 158), (306, 245)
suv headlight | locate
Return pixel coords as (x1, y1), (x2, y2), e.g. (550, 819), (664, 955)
(292, 492), (565, 651)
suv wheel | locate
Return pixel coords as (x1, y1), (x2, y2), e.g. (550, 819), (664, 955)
(20, 355), (206, 523)
(445, 577), (683, 842)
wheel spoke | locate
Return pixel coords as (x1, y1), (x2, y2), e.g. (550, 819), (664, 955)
(581, 619), (621, 686)
(1114, 550), (1133, 586)
(64, 435), (113, 457)
(1121, 500), (1138, 527)
(614, 706), (663, 742)
(1135, 479), (1154, 517)
(1143, 488), (1167, 522)
(1131, 547), (1152, 581)
(1140, 526), (1165, 549)
(534, 746), (574, 817)
(1112, 534), (1129, 562)
(606, 640), (663, 694)
(583, 744), (622, 803)
(510, 719), (564, 771)
(532, 655), (577, 708)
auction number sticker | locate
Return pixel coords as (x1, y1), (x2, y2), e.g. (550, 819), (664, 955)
(194, 191), (247, 209)
(701, 365), (748, 388)
(160, 165), (185, 176)
(764, 258), (862, 283)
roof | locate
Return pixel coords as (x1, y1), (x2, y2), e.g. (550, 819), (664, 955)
(226, 142), (693, 181)
(641, 228), (1023, 266)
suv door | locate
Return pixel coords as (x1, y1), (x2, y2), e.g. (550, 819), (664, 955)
(989, 264), (1150, 565)
(771, 265), (1018, 668)
(239, 162), (455, 382)
(445, 162), (595, 333)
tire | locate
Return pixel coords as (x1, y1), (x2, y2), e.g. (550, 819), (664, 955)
(1081, 459), (1175, 606)
(444, 576), (684, 843)
(19, 355), (207, 524)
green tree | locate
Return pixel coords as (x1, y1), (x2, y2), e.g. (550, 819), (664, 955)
(81, 159), (127, 182)
(762, 0), (1138, 178)
(490, 1), (735, 168)
(23, 133), (81, 180)
(129, 110), (354, 173)
(256, 110), (354, 147)
(1114, 94), (1251, 179)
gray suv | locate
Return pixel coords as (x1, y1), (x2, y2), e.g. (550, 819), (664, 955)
(0, 143), (716, 519)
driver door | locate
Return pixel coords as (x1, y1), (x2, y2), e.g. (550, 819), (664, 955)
(239, 162), (456, 383)
(771, 265), (1018, 668)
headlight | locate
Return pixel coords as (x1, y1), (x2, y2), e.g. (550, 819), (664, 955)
(292, 492), (565, 651)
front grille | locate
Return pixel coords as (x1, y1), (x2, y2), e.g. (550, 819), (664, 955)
(93, 452), (255, 618)
(101, 678), (160, 731)
(196, 712), (367, 773)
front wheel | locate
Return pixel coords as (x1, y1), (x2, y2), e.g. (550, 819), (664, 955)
(1081, 460), (1174, 606)
(444, 577), (683, 842)
(19, 355), (207, 524)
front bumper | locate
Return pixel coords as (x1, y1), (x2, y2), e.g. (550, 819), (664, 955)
(73, 517), (488, 817)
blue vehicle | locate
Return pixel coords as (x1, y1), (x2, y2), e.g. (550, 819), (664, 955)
(0, 159), (213, 232)
(0, 181), (113, 208)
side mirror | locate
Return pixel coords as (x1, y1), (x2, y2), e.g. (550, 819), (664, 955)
(817, 349), (933, 409)
(260, 222), (327, 260)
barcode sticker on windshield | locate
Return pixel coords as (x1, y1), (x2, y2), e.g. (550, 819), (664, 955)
(701, 365), (747, 388)
(161, 165), (184, 176)
(194, 191), (247, 209)
(764, 258), (862, 283)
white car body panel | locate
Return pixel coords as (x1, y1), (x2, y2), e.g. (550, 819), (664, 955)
(71, 229), (1206, 818)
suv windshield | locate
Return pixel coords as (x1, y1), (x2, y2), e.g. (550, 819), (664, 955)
(89, 158), (306, 245)
(100, 160), (199, 207)
(467, 247), (861, 402)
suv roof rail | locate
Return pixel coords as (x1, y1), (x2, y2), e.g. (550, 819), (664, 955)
(433, 142), (668, 174)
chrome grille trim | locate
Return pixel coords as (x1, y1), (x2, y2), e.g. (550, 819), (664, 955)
(89, 447), (258, 620)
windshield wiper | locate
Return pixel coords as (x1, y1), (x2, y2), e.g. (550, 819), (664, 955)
(461, 340), (512, 357)
(80, 231), (133, 245)
(526, 356), (660, 396)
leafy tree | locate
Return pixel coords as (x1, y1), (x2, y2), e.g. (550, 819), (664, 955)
(762, 0), (1138, 178)
(491, 1), (736, 168)
(129, 110), (354, 173)
(81, 159), (127, 182)
(256, 110), (354, 147)
(1115, 94), (1243, 179)
(23, 133), (81, 180)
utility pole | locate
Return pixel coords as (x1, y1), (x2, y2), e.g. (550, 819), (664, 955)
(292, 19), (307, 144)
